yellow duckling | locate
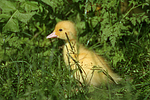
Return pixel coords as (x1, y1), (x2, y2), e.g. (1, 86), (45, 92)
(47, 21), (121, 86)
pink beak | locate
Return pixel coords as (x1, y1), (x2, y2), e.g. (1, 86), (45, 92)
(46, 32), (58, 39)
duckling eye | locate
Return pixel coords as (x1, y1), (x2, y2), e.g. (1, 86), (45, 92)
(59, 29), (63, 31)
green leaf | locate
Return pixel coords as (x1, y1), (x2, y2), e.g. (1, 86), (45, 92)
(137, 17), (141, 24)
(0, 14), (11, 22)
(113, 51), (125, 66)
(0, 1), (16, 13)
(92, 4), (97, 12)
(109, 36), (116, 47)
(91, 16), (99, 28)
(76, 21), (85, 31)
(75, 13), (81, 22)
(72, 0), (80, 2)
(101, 24), (111, 41)
(14, 10), (36, 23)
(86, 3), (92, 12)
(41, 0), (63, 12)
(142, 15), (148, 22)
(130, 17), (136, 26)
(42, 0), (58, 10)
(22, 1), (39, 12)
(3, 18), (19, 32)
(18, 0), (25, 2)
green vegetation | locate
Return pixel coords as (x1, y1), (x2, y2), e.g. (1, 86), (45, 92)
(0, 0), (150, 99)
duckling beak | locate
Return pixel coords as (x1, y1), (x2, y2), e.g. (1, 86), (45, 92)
(46, 32), (57, 39)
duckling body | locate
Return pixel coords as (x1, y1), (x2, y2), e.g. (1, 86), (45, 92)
(47, 21), (121, 86)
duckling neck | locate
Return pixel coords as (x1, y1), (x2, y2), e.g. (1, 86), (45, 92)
(64, 39), (78, 53)
(63, 39), (78, 66)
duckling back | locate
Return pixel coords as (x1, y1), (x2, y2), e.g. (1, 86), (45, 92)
(63, 40), (121, 86)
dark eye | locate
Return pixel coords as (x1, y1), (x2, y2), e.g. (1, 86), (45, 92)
(59, 29), (63, 31)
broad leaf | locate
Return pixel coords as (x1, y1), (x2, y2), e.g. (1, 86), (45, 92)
(3, 18), (19, 32)
(0, 1), (16, 13)
(14, 10), (36, 23)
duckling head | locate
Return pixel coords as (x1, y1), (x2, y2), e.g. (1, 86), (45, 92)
(47, 21), (77, 41)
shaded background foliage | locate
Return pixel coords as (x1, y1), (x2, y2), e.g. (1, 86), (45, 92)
(0, 0), (150, 99)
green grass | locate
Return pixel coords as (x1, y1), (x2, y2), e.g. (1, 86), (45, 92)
(0, 0), (150, 99)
